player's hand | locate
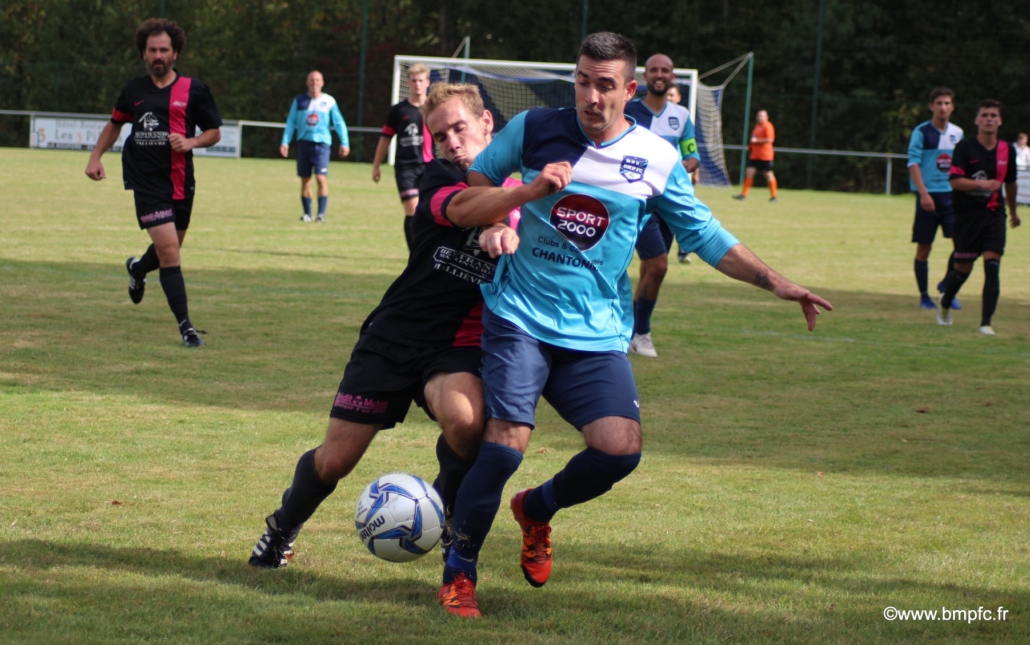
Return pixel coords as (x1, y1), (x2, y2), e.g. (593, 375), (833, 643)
(528, 161), (573, 199)
(168, 133), (194, 152)
(919, 192), (935, 212)
(84, 158), (106, 181)
(480, 223), (519, 258)
(279, 145), (289, 158)
(983, 179), (1002, 193)
(339, 146), (350, 158)
(372, 166), (381, 183)
(772, 282), (833, 332)
(1011, 213), (1021, 228)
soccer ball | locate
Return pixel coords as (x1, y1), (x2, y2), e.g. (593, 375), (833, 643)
(354, 473), (445, 562)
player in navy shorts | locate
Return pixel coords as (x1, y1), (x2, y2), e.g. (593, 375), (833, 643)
(436, 32), (831, 618)
(85, 18), (222, 348)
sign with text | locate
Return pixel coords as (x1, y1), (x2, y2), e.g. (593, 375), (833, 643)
(30, 115), (240, 157)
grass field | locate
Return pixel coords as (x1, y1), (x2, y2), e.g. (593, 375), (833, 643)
(1, 147), (1028, 645)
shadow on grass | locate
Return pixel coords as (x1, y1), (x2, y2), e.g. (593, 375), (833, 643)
(3, 539), (1027, 644)
(3, 258), (1030, 482)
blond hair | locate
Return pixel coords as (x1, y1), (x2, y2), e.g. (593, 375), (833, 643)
(421, 83), (485, 120)
(407, 63), (430, 79)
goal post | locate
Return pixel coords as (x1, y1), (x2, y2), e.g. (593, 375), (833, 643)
(388, 55), (728, 183)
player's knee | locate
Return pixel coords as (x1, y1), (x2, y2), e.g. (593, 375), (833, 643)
(439, 416), (484, 460)
(588, 448), (641, 486)
(315, 450), (360, 482)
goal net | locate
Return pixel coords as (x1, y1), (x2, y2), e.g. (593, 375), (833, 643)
(389, 55), (731, 186)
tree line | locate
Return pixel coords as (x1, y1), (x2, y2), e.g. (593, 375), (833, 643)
(3, 0), (1029, 192)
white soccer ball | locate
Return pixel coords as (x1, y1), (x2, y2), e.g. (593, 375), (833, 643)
(354, 472), (445, 562)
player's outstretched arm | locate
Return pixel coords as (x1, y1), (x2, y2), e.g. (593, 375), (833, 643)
(479, 223), (519, 258)
(84, 121), (123, 181)
(447, 162), (572, 228)
(715, 243), (833, 331)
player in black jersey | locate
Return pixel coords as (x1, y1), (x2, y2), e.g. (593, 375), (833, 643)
(938, 100), (1021, 335)
(250, 82), (558, 573)
(85, 19), (222, 348)
(372, 64), (433, 252)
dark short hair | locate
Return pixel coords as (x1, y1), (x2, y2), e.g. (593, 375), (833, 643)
(977, 98), (1001, 115)
(578, 32), (636, 81)
(135, 18), (186, 55)
(928, 87), (954, 103)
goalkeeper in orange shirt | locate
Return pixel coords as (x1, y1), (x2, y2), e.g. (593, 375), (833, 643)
(734, 110), (778, 202)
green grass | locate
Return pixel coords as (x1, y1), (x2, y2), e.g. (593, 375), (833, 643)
(1, 147), (1028, 644)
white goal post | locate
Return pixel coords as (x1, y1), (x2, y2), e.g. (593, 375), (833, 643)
(387, 55), (729, 186)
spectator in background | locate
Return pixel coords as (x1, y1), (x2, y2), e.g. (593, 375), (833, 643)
(280, 71), (350, 223)
(1015, 132), (1030, 170)
(733, 110), (777, 202)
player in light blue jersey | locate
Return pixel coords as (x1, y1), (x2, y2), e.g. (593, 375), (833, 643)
(907, 87), (963, 309)
(622, 54), (700, 357)
(433, 32), (833, 617)
(280, 71), (350, 223)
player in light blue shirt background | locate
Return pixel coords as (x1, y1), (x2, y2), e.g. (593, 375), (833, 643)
(622, 53), (701, 357)
(907, 86), (963, 309)
(280, 70), (350, 222)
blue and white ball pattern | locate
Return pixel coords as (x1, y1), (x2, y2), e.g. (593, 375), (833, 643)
(355, 473), (445, 562)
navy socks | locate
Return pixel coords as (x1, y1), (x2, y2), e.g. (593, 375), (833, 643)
(317, 196), (328, 217)
(914, 259), (929, 296)
(522, 448), (641, 523)
(444, 442), (523, 583)
(433, 434), (476, 521)
(301, 197), (312, 217)
(633, 298), (657, 335)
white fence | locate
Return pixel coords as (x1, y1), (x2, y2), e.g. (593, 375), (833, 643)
(4, 109), (1029, 203)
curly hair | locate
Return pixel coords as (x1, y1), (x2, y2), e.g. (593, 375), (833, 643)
(135, 18), (186, 55)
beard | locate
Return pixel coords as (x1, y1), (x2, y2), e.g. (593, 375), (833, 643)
(147, 60), (172, 78)
(647, 83), (669, 97)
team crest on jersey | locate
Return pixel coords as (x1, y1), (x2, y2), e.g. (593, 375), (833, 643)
(139, 112), (159, 131)
(550, 194), (610, 251)
(620, 156), (648, 183)
(668, 116), (680, 130)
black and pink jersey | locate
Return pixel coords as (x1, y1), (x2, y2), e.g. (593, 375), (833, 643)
(949, 137), (1017, 215)
(111, 73), (222, 200)
(360, 159), (519, 348)
(381, 100), (433, 169)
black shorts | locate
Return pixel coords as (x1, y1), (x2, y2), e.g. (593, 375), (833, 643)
(395, 164), (425, 201)
(330, 332), (482, 429)
(134, 193), (193, 231)
(911, 192), (955, 245)
(952, 209), (1007, 261)
(747, 159), (773, 172)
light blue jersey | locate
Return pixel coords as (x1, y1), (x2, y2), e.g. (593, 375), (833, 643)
(281, 92), (349, 147)
(624, 99), (700, 162)
(471, 108), (739, 352)
(907, 120), (962, 193)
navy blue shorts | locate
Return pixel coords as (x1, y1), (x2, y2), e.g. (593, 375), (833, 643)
(481, 309), (641, 429)
(134, 193), (193, 231)
(635, 215), (674, 260)
(911, 192), (954, 244)
(297, 141), (331, 177)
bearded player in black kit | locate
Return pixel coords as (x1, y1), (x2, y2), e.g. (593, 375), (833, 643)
(249, 82), (553, 571)
(85, 18), (222, 348)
